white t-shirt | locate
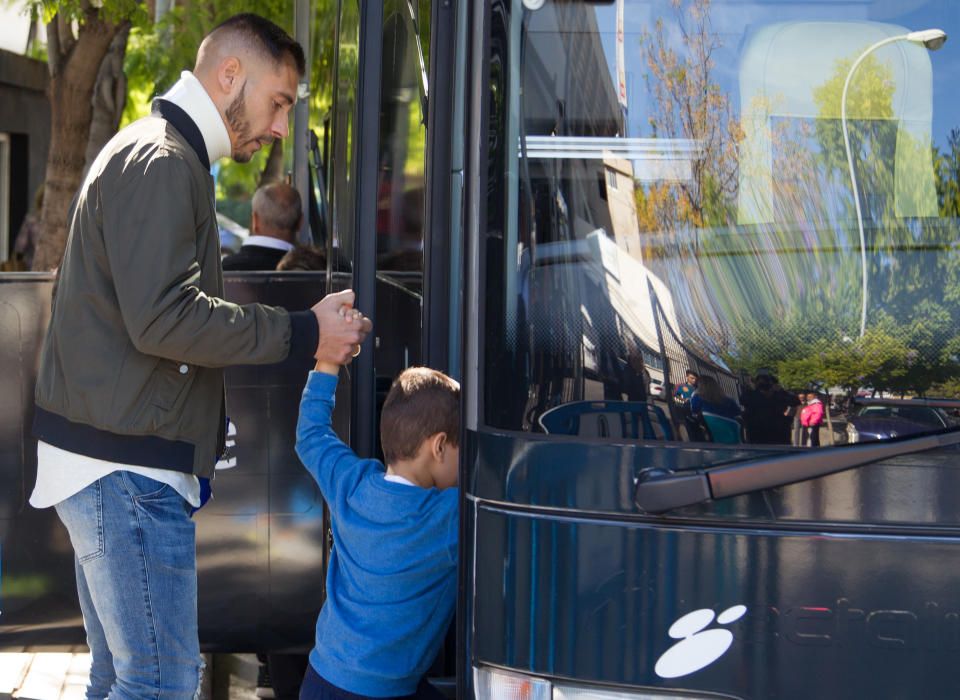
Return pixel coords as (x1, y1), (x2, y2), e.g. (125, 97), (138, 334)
(383, 473), (417, 487)
(31, 441), (201, 509)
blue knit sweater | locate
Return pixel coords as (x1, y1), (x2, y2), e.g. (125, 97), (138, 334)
(295, 371), (459, 697)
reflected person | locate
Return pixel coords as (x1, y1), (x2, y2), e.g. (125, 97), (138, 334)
(607, 346), (651, 403)
(800, 391), (825, 447)
(741, 371), (797, 444)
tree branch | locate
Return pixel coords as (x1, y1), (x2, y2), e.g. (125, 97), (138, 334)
(57, 13), (77, 61)
(45, 16), (60, 77)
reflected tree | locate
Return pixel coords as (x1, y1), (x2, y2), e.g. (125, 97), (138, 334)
(713, 44), (960, 398)
(634, 0), (740, 232)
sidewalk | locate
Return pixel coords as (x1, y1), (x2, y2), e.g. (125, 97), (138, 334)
(0, 653), (259, 699)
(0, 653), (89, 700)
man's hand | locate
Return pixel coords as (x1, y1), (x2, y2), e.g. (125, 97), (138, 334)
(311, 289), (373, 366)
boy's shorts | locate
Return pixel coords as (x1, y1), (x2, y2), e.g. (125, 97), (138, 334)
(300, 663), (445, 700)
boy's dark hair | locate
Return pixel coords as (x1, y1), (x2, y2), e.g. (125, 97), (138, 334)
(380, 367), (460, 465)
(685, 369), (698, 379)
(211, 13), (306, 75)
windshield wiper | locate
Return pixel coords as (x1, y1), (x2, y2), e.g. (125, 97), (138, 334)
(635, 428), (960, 514)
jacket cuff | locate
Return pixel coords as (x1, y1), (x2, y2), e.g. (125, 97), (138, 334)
(307, 370), (339, 395)
(288, 310), (319, 361)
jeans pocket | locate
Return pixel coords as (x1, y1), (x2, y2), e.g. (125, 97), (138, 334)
(55, 480), (104, 564)
(122, 471), (174, 502)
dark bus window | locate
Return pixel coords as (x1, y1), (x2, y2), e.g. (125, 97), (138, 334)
(482, 0), (960, 450)
(372, 0), (430, 385)
(376, 0), (430, 281)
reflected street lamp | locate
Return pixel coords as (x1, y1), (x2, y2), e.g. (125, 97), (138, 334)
(841, 28), (947, 337)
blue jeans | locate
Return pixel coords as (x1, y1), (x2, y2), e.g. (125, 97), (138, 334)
(55, 471), (203, 699)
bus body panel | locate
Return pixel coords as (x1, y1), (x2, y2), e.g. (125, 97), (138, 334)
(464, 429), (960, 698)
(470, 502), (960, 699)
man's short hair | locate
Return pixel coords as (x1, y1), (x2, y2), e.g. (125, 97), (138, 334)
(209, 13), (306, 75)
(380, 367), (461, 465)
(253, 182), (302, 239)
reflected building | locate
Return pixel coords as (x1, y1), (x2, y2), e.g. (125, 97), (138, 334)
(493, 2), (739, 437)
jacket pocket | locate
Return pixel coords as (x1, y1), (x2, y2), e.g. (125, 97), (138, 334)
(149, 360), (195, 411)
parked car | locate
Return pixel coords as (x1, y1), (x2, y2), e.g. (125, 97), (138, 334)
(846, 399), (960, 443)
(648, 378), (665, 399)
(217, 212), (249, 256)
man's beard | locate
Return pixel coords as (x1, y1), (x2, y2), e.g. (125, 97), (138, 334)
(225, 82), (256, 163)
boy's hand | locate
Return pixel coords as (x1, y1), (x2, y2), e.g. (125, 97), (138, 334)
(311, 290), (373, 365)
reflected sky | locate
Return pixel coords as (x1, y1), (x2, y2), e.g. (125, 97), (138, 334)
(571, 0), (960, 150)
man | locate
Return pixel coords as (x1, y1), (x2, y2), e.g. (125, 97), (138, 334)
(30, 15), (371, 699)
(674, 369), (698, 404)
(673, 370), (703, 441)
(222, 181), (301, 270)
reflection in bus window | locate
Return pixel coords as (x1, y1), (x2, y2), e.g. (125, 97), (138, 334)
(372, 0), (430, 393)
(377, 0), (430, 280)
(329, 0), (360, 271)
(482, 0), (960, 450)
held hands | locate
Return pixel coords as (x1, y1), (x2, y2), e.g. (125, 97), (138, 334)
(311, 289), (373, 374)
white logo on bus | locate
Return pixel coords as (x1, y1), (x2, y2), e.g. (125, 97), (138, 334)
(654, 605), (747, 679)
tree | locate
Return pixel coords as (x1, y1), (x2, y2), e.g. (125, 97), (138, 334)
(934, 128), (960, 217)
(30, 0), (328, 267)
(31, 0), (146, 270)
(635, 11), (960, 403)
(84, 26), (132, 176)
(635, 0), (740, 232)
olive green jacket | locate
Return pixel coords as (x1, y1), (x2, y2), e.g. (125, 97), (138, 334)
(34, 103), (317, 478)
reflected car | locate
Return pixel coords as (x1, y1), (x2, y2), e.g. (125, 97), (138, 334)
(845, 400), (959, 443)
(217, 212), (249, 256)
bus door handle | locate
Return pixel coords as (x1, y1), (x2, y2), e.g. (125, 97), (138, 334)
(635, 429), (960, 514)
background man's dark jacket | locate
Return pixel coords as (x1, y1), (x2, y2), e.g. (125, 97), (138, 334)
(222, 244), (288, 271)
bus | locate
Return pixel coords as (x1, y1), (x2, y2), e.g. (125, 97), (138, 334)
(4, 0), (960, 698)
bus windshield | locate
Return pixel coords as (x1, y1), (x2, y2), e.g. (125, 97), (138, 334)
(481, 0), (960, 451)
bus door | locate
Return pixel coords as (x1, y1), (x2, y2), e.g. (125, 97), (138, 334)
(344, 0), (431, 457)
(342, 2), (458, 692)
(462, 1), (960, 698)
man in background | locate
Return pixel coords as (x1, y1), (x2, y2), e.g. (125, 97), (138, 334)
(223, 181), (301, 270)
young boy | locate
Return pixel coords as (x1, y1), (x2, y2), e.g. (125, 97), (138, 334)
(295, 333), (460, 700)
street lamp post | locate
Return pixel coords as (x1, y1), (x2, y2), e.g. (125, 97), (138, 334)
(841, 28), (946, 337)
